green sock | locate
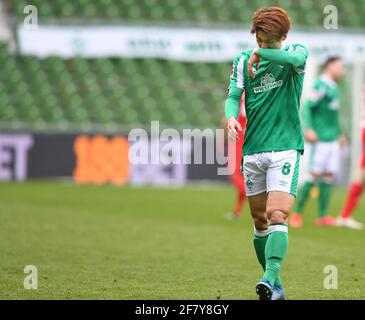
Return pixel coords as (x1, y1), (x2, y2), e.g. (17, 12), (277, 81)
(254, 228), (283, 288)
(253, 233), (268, 271)
(318, 181), (332, 217)
(293, 181), (314, 214)
(263, 224), (288, 287)
(275, 275), (283, 288)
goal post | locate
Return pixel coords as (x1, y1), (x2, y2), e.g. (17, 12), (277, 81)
(349, 56), (365, 183)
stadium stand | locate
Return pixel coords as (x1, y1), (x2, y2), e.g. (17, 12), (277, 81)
(7, 0), (365, 27)
(0, 0), (363, 128)
(0, 43), (228, 128)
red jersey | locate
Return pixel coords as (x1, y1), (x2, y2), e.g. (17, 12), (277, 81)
(228, 96), (246, 175)
(361, 84), (365, 130)
(359, 84), (365, 168)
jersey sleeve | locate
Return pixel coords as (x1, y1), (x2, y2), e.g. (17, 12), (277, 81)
(225, 53), (245, 120)
(229, 53), (246, 91)
(306, 80), (326, 108)
(302, 80), (325, 129)
(257, 44), (309, 71)
(302, 101), (314, 130)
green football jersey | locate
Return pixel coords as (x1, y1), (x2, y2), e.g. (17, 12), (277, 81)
(228, 44), (309, 156)
(302, 75), (341, 142)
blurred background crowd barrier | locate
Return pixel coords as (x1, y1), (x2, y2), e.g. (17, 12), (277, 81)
(0, 0), (365, 186)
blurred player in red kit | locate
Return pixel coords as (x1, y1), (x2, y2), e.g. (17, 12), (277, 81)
(223, 95), (247, 220)
(337, 85), (365, 230)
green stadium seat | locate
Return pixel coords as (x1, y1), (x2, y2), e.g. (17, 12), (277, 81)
(1, 0), (363, 130)
(6, 0), (365, 29)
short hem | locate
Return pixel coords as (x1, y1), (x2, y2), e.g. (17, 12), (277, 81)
(309, 169), (337, 176)
(246, 189), (267, 197)
(267, 188), (297, 197)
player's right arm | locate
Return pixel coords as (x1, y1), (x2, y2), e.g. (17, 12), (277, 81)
(225, 54), (245, 141)
(248, 44), (309, 77)
(256, 44), (309, 69)
(302, 81), (325, 143)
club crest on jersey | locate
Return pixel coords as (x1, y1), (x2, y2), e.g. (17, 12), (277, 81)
(253, 73), (283, 94)
(246, 178), (253, 190)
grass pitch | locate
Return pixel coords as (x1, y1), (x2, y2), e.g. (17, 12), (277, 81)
(0, 181), (364, 300)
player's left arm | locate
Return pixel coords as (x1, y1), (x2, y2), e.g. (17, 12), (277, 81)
(302, 101), (318, 143)
(302, 80), (324, 143)
(336, 107), (348, 147)
(338, 132), (347, 148)
(302, 81), (324, 130)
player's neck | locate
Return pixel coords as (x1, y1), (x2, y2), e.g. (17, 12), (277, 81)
(276, 41), (283, 49)
(269, 42), (283, 49)
(321, 72), (337, 85)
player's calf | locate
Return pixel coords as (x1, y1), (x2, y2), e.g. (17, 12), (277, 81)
(257, 193), (291, 299)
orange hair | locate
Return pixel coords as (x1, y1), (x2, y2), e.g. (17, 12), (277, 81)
(250, 7), (292, 40)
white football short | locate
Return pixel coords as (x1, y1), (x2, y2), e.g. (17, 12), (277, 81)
(309, 141), (340, 175)
(243, 150), (301, 197)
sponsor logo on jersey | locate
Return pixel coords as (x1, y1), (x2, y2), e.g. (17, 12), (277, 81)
(309, 87), (326, 103)
(329, 99), (339, 110)
(253, 73), (283, 94)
